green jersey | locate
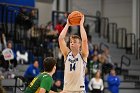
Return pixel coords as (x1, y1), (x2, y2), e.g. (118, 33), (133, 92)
(24, 72), (53, 93)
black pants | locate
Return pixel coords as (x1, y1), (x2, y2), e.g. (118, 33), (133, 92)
(91, 89), (101, 93)
(102, 63), (113, 75)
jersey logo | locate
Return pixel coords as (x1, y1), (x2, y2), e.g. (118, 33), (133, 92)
(68, 58), (78, 63)
(68, 58), (78, 71)
(43, 75), (48, 77)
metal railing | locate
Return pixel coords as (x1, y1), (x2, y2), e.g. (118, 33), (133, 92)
(14, 76), (27, 93)
(116, 28), (127, 48)
(0, 3), (39, 40)
(100, 17), (109, 38)
(120, 55), (131, 74)
(125, 33), (136, 55)
(136, 39), (140, 60)
(108, 23), (117, 44)
(95, 11), (101, 33)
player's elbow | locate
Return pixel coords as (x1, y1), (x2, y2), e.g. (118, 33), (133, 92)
(58, 35), (64, 41)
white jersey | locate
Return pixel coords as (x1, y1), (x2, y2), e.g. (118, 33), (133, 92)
(63, 52), (87, 91)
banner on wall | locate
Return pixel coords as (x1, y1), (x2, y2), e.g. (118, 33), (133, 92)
(0, 0), (35, 7)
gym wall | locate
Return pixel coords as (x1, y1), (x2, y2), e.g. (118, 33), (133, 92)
(70, 0), (132, 33)
(35, 1), (52, 25)
(102, 0), (132, 33)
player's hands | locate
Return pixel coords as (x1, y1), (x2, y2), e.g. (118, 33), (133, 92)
(66, 19), (70, 26)
(80, 15), (84, 25)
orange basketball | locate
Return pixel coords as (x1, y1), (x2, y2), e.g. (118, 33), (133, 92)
(68, 11), (83, 26)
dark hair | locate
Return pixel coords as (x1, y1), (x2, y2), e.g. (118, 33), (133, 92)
(110, 68), (116, 72)
(43, 57), (57, 72)
(95, 70), (101, 78)
(33, 59), (38, 64)
(7, 40), (12, 46)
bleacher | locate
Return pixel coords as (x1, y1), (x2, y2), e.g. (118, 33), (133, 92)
(92, 14), (140, 93)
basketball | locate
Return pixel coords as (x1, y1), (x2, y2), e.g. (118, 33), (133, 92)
(68, 11), (83, 26)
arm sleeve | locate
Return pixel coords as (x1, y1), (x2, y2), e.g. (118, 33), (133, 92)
(88, 79), (93, 91)
(116, 77), (120, 86)
(100, 79), (104, 91)
(107, 76), (118, 85)
(24, 67), (30, 77)
(28, 67), (36, 77)
(27, 66), (38, 77)
(40, 77), (53, 91)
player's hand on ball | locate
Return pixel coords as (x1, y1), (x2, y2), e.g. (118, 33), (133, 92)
(66, 19), (70, 26)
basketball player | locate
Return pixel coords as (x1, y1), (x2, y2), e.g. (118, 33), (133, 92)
(58, 15), (89, 93)
(24, 57), (57, 93)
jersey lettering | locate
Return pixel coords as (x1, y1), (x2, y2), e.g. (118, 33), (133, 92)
(29, 77), (38, 87)
(70, 63), (76, 71)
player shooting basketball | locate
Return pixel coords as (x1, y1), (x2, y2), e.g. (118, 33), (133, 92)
(59, 13), (89, 93)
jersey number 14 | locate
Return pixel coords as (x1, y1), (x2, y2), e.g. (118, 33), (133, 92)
(70, 63), (76, 71)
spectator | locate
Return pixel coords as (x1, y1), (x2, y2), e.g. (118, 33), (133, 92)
(0, 33), (7, 52)
(88, 70), (104, 93)
(1, 41), (17, 71)
(101, 48), (113, 75)
(107, 68), (120, 93)
(98, 54), (106, 64)
(98, 54), (108, 76)
(24, 59), (39, 84)
(103, 47), (113, 65)
(59, 12), (68, 26)
(51, 80), (63, 92)
(90, 55), (101, 75)
(93, 44), (100, 55)
(54, 21), (64, 35)
(29, 10), (37, 26)
(46, 21), (53, 32)
(1, 33), (7, 49)
(16, 7), (32, 30)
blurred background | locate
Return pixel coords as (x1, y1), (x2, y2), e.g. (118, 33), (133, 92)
(0, 0), (140, 93)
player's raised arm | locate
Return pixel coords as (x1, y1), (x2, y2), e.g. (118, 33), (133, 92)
(58, 20), (70, 58)
(80, 15), (89, 59)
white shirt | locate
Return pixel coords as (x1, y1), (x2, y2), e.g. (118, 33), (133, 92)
(88, 78), (104, 91)
(63, 52), (87, 91)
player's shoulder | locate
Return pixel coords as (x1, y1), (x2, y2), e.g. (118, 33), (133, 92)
(92, 78), (95, 80)
(41, 74), (52, 81)
(64, 51), (71, 59)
